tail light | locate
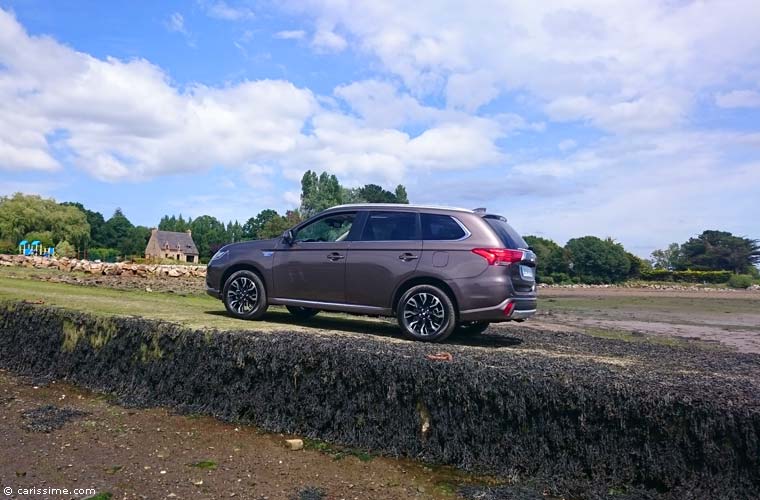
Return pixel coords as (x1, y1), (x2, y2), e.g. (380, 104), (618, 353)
(472, 248), (524, 265)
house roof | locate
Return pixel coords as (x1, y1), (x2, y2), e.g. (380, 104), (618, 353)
(152, 230), (199, 255)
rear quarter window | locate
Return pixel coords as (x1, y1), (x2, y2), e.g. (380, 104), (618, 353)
(422, 213), (467, 240)
(484, 217), (529, 249)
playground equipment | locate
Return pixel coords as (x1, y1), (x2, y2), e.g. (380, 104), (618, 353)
(18, 240), (55, 257)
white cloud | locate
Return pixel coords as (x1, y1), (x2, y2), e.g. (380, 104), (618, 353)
(275, 30), (306, 40)
(0, 9), (505, 187)
(166, 12), (188, 34)
(0, 10), (316, 181)
(286, 0), (760, 132)
(202, 1), (255, 21)
(715, 90), (760, 109)
(311, 29), (346, 53)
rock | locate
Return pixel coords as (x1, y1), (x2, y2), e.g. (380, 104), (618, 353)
(284, 439), (303, 451)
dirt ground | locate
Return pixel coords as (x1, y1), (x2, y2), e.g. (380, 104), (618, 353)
(0, 371), (500, 500)
(535, 287), (760, 354)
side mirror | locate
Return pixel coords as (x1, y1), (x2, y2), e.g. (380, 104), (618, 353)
(282, 229), (294, 245)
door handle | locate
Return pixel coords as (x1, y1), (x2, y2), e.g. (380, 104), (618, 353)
(398, 253), (419, 262)
(327, 252), (345, 261)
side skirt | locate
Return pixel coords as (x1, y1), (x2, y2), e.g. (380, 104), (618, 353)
(269, 298), (393, 316)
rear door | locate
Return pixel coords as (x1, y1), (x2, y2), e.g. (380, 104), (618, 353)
(272, 211), (358, 303)
(345, 210), (422, 308)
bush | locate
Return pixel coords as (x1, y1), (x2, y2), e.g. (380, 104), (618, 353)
(549, 272), (572, 284)
(87, 247), (119, 262)
(54, 240), (76, 258)
(0, 239), (16, 254)
(728, 274), (754, 289)
(538, 275), (554, 285)
(640, 269), (732, 283)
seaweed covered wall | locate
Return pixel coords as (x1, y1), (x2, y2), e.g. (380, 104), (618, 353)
(1, 301), (758, 498)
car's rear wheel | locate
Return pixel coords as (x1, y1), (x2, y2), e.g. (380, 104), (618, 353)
(286, 306), (320, 321)
(223, 270), (268, 320)
(456, 321), (490, 335)
(397, 284), (456, 342)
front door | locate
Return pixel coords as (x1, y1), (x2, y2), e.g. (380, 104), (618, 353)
(272, 211), (357, 303)
(346, 210), (422, 308)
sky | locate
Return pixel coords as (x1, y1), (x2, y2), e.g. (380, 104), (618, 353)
(0, 0), (759, 256)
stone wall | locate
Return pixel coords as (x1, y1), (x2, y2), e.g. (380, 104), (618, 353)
(0, 254), (206, 278)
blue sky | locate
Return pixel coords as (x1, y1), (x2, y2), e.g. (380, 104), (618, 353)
(1, 1), (759, 256)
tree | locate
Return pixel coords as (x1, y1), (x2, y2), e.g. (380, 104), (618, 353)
(300, 171), (344, 217)
(565, 236), (631, 283)
(394, 185), (409, 204)
(226, 220), (244, 243)
(158, 214), (191, 232)
(524, 235), (567, 279)
(190, 215), (228, 260)
(61, 201), (106, 250)
(260, 215), (292, 239)
(356, 184), (397, 203)
(242, 209), (279, 240)
(102, 208), (134, 251)
(120, 226), (151, 259)
(0, 193), (90, 252)
(679, 230), (760, 273)
(650, 243), (682, 270)
(300, 170), (409, 215)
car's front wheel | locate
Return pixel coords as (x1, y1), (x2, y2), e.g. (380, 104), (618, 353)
(397, 284), (456, 342)
(286, 306), (320, 321)
(223, 270), (268, 320)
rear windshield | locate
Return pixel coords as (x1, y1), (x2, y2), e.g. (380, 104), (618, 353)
(484, 217), (529, 249)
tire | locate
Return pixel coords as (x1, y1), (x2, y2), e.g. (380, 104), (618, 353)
(286, 306), (320, 321)
(222, 270), (268, 320)
(397, 284), (457, 342)
(456, 321), (490, 335)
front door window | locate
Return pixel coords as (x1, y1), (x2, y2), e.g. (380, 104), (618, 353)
(294, 213), (356, 243)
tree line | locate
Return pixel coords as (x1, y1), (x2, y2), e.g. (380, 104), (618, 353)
(0, 171), (410, 262)
(526, 231), (759, 285)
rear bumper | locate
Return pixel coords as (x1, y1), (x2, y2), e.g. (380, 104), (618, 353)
(206, 286), (221, 300)
(459, 297), (537, 322)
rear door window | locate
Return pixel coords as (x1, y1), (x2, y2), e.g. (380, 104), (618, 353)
(484, 217), (529, 249)
(421, 214), (467, 240)
(361, 211), (419, 241)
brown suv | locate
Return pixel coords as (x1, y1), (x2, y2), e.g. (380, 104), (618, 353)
(206, 204), (537, 342)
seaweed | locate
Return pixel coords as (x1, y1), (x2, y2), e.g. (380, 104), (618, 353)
(0, 301), (758, 499)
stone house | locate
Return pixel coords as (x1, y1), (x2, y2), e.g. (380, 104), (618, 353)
(145, 229), (199, 263)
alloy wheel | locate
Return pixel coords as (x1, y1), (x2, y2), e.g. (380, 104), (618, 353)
(403, 292), (446, 337)
(226, 276), (258, 314)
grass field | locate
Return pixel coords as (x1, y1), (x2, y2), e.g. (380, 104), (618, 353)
(0, 273), (399, 336)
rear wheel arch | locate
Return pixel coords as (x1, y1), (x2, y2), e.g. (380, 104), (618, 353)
(392, 276), (459, 317)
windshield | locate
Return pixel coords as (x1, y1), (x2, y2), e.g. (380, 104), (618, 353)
(484, 217), (528, 249)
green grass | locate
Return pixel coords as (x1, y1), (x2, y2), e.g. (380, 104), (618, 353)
(188, 460), (218, 470)
(303, 437), (375, 462)
(0, 274), (398, 335)
(539, 294), (760, 315)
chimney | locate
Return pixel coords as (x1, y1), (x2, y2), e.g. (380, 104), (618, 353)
(186, 229), (192, 237)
